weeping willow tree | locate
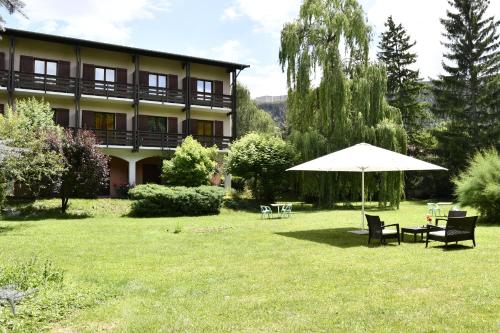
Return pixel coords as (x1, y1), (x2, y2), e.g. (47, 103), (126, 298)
(279, 0), (407, 208)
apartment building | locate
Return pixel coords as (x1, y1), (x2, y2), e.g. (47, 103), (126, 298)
(0, 29), (248, 196)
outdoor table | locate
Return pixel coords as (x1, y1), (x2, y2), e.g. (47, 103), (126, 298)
(270, 203), (286, 216)
(401, 226), (427, 242)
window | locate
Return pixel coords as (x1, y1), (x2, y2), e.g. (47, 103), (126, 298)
(34, 59), (58, 85)
(95, 67), (115, 90)
(196, 120), (213, 136)
(94, 112), (115, 130)
(148, 73), (167, 95)
(146, 116), (168, 132)
(196, 79), (212, 101)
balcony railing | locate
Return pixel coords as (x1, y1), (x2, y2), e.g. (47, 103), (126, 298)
(190, 134), (232, 150)
(6, 73), (234, 109)
(92, 128), (135, 147)
(191, 91), (232, 108)
(138, 85), (184, 104)
(14, 72), (77, 94)
(0, 69), (9, 88)
(81, 80), (135, 99)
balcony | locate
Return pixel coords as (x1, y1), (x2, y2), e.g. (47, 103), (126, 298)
(191, 91), (232, 109)
(138, 86), (184, 104)
(87, 128), (231, 150)
(81, 80), (135, 100)
(0, 69), (9, 88)
(14, 72), (77, 94)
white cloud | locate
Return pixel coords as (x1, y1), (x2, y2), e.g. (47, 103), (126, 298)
(226, 0), (301, 35)
(15, 0), (170, 43)
(184, 39), (251, 64)
(221, 6), (240, 21)
(239, 64), (287, 98)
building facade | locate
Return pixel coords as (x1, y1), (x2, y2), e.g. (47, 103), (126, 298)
(0, 29), (248, 196)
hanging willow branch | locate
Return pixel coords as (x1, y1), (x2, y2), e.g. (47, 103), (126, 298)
(280, 0), (407, 208)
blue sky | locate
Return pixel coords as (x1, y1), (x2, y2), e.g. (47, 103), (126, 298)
(3, 0), (499, 97)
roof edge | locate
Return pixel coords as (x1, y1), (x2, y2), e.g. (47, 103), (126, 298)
(3, 28), (250, 70)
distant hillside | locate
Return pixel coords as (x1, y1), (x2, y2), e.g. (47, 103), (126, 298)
(255, 95), (287, 128)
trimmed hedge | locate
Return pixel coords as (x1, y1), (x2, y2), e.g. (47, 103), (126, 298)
(129, 184), (225, 217)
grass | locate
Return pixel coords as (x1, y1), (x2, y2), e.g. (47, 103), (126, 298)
(0, 199), (499, 332)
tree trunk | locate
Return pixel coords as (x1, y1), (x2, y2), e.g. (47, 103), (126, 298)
(61, 196), (69, 213)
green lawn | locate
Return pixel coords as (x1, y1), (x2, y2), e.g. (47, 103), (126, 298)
(1, 200), (499, 332)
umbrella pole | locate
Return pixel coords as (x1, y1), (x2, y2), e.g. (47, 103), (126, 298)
(361, 169), (365, 230)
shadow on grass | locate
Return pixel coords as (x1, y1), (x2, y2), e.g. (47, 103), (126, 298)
(1, 207), (91, 221)
(275, 227), (390, 248)
(426, 243), (475, 251)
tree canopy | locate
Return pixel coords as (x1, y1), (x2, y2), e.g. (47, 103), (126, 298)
(236, 85), (279, 137)
(279, 0), (407, 207)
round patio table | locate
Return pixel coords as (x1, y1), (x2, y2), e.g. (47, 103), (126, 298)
(270, 203), (286, 216)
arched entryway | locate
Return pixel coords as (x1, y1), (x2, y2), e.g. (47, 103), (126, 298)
(108, 156), (129, 197)
(136, 156), (163, 185)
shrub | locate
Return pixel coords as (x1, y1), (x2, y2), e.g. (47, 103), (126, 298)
(231, 176), (246, 192)
(226, 133), (297, 202)
(162, 136), (217, 187)
(129, 184), (225, 217)
(454, 148), (500, 223)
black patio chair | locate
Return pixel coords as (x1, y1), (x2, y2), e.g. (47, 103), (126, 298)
(366, 214), (400, 245)
(426, 216), (478, 248)
(434, 210), (467, 226)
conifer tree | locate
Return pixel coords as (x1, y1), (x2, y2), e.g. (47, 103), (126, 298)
(377, 16), (427, 138)
(433, 0), (500, 174)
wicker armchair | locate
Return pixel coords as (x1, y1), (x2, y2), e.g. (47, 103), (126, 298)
(366, 214), (400, 245)
(426, 216), (478, 248)
(434, 210), (467, 226)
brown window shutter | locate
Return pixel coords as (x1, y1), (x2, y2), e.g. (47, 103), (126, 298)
(190, 77), (197, 91)
(189, 119), (198, 135)
(20, 55), (34, 73)
(138, 115), (149, 131)
(214, 81), (223, 95)
(116, 68), (127, 84)
(82, 64), (95, 80)
(0, 103), (4, 115)
(53, 108), (70, 127)
(139, 71), (149, 86)
(57, 61), (70, 78)
(82, 110), (95, 129)
(0, 53), (5, 71)
(168, 117), (178, 133)
(214, 121), (223, 137)
(115, 113), (127, 131)
(168, 75), (178, 90)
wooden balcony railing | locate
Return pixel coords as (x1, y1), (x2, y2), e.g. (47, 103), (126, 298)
(0, 69), (9, 87)
(91, 128), (135, 147)
(138, 86), (184, 104)
(14, 72), (77, 94)
(190, 134), (232, 150)
(81, 80), (135, 99)
(138, 131), (184, 149)
(191, 91), (232, 108)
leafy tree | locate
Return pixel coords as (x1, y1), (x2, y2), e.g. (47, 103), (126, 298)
(377, 16), (428, 138)
(162, 136), (217, 187)
(0, 98), (65, 197)
(237, 85), (279, 137)
(226, 133), (297, 202)
(454, 148), (500, 223)
(279, 0), (407, 207)
(0, 0), (25, 30)
(47, 129), (110, 213)
(432, 0), (500, 175)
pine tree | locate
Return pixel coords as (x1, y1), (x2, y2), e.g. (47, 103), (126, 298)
(279, 0), (407, 208)
(433, 0), (500, 174)
(377, 16), (427, 138)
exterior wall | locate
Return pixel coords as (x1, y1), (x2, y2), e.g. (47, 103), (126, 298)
(191, 63), (231, 95)
(79, 98), (134, 130)
(109, 156), (128, 197)
(190, 109), (232, 137)
(140, 56), (184, 90)
(80, 47), (134, 83)
(138, 103), (184, 132)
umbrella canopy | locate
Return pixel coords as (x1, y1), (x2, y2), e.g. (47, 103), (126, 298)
(287, 143), (447, 231)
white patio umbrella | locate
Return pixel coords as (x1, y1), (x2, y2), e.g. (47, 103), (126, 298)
(287, 143), (447, 233)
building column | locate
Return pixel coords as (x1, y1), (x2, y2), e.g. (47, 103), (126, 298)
(224, 173), (232, 193)
(128, 159), (137, 185)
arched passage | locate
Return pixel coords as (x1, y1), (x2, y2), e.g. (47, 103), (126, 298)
(136, 156), (163, 185)
(108, 155), (129, 197)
